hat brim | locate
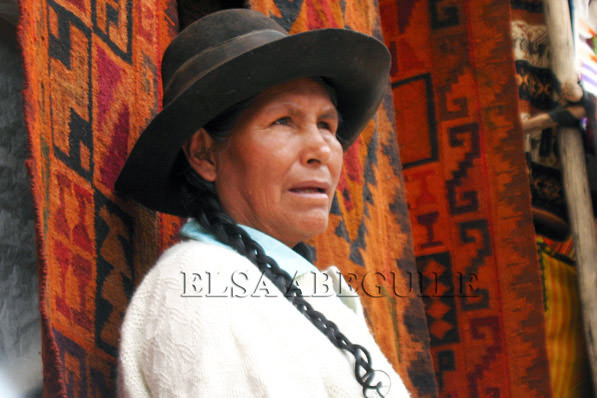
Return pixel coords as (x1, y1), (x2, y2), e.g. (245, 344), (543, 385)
(115, 28), (390, 216)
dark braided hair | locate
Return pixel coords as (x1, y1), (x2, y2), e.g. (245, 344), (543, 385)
(178, 81), (388, 397)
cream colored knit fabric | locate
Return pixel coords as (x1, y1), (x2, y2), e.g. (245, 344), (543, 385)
(118, 240), (410, 397)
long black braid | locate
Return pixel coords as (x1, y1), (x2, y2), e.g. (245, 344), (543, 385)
(178, 85), (388, 398)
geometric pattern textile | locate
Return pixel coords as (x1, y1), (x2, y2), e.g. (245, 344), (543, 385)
(19, 0), (180, 395)
(248, 1), (438, 396)
(20, 0), (437, 395)
(379, 0), (552, 397)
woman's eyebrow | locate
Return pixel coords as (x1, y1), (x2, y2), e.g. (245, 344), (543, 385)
(267, 102), (339, 120)
(319, 108), (339, 120)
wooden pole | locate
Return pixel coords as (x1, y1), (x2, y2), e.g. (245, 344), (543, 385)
(543, 0), (597, 387)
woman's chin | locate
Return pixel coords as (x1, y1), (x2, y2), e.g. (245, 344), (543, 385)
(283, 214), (330, 245)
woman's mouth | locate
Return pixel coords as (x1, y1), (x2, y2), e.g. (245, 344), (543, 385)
(289, 187), (326, 194)
(288, 181), (331, 200)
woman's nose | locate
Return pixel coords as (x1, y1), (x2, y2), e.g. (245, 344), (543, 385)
(301, 123), (333, 165)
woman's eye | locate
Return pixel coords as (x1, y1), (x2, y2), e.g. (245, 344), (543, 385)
(318, 121), (337, 135)
(272, 117), (291, 126)
(318, 121), (331, 131)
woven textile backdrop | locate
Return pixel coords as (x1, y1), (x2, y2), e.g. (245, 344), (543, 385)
(19, 0), (181, 395)
(379, 0), (552, 397)
(20, 0), (438, 396)
(248, 1), (436, 396)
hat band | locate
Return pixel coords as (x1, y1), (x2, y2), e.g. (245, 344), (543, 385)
(163, 29), (288, 105)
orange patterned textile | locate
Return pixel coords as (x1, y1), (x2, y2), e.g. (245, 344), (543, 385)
(379, 1), (553, 397)
(19, 0), (181, 395)
(248, 1), (437, 396)
(20, 0), (437, 395)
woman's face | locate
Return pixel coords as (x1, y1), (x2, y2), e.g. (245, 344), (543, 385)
(198, 78), (343, 247)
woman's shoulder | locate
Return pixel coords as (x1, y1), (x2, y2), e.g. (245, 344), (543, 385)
(142, 238), (254, 283)
(125, 239), (277, 316)
(120, 238), (272, 351)
(118, 239), (277, 396)
(158, 237), (247, 266)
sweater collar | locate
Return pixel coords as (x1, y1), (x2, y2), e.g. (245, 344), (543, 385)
(179, 219), (318, 278)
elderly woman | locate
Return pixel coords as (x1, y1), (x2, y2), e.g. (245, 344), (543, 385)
(116, 8), (410, 398)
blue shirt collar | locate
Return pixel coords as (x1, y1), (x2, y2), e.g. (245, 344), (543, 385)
(179, 219), (318, 278)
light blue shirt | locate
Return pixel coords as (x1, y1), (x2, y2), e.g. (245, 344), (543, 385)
(179, 219), (319, 279)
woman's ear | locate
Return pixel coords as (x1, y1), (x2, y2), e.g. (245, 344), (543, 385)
(183, 128), (217, 182)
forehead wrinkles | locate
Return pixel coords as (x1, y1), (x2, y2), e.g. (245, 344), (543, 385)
(227, 79), (339, 137)
(253, 93), (339, 125)
(250, 78), (336, 113)
(265, 99), (338, 119)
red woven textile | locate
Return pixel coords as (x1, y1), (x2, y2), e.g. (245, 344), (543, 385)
(21, 0), (437, 395)
(379, 0), (552, 397)
(19, 0), (181, 395)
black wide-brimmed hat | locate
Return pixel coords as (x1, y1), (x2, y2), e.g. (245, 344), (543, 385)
(115, 8), (391, 216)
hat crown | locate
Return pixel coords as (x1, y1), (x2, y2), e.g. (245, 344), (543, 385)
(161, 9), (287, 88)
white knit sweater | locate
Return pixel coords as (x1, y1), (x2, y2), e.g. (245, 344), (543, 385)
(118, 239), (410, 397)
